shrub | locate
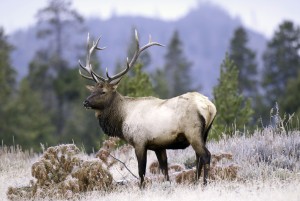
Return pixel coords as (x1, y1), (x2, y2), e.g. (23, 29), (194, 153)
(7, 144), (112, 200)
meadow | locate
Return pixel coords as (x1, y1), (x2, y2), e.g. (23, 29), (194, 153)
(1, 125), (300, 201)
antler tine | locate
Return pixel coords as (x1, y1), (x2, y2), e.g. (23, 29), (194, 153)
(89, 36), (107, 82)
(79, 33), (107, 83)
(79, 30), (163, 84)
(78, 59), (97, 82)
(135, 29), (140, 52)
(140, 41), (164, 52)
(79, 60), (101, 83)
(105, 67), (112, 80)
(78, 69), (94, 81)
(108, 29), (163, 84)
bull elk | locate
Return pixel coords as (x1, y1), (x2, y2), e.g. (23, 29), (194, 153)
(79, 30), (216, 187)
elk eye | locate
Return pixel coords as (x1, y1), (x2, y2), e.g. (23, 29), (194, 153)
(100, 92), (106, 95)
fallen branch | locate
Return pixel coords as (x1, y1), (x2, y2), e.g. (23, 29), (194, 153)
(109, 153), (139, 179)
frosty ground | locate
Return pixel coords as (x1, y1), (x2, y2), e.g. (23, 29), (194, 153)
(1, 127), (300, 201)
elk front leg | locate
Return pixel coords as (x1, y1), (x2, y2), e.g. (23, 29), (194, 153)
(135, 146), (147, 188)
(155, 149), (170, 181)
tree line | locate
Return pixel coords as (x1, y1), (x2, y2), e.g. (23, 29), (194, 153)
(213, 22), (300, 137)
(1, 0), (300, 151)
(0, 0), (193, 152)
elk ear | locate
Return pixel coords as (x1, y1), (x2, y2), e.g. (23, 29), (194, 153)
(111, 78), (122, 91)
(111, 81), (121, 91)
(112, 83), (119, 91)
(86, 85), (95, 92)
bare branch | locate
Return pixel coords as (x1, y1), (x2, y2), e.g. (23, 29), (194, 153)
(109, 153), (139, 180)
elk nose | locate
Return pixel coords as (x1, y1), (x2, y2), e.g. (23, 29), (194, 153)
(83, 100), (90, 108)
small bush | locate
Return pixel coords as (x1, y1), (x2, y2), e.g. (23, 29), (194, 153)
(175, 169), (195, 184)
(149, 161), (160, 174)
(7, 144), (112, 200)
(96, 137), (122, 168)
(149, 161), (184, 176)
(175, 153), (239, 184)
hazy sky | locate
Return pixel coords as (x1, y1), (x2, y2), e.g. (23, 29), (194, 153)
(0, 0), (299, 37)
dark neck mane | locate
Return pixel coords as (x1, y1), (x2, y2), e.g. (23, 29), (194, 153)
(97, 93), (125, 139)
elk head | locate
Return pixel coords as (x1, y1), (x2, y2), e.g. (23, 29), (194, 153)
(79, 30), (163, 110)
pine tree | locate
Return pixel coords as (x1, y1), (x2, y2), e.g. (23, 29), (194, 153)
(213, 54), (253, 138)
(55, 43), (106, 152)
(164, 30), (192, 97)
(126, 63), (154, 97)
(229, 27), (258, 98)
(6, 79), (55, 151)
(281, 71), (300, 119)
(0, 28), (15, 99)
(0, 28), (16, 142)
(34, 0), (84, 135)
(28, 50), (56, 110)
(117, 63), (154, 97)
(262, 21), (300, 111)
(152, 68), (169, 99)
(60, 68), (103, 152)
(36, 0), (83, 72)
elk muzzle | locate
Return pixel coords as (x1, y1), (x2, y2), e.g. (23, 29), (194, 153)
(83, 100), (91, 109)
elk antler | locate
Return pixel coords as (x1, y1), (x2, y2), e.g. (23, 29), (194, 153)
(79, 30), (163, 84)
(106, 30), (163, 84)
(78, 33), (106, 83)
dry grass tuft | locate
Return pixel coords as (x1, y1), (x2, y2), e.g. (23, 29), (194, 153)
(174, 153), (239, 184)
(96, 137), (121, 168)
(102, 137), (120, 151)
(211, 153), (233, 166)
(0, 145), (33, 172)
(7, 144), (112, 200)
(210, 165), (239, 180)
(169, 164), (185, 173)
(210, 153), (239, 181)
(175, 169), (195, 184)
(149, 161), (160, 174)
(149, 161), (184, 175)
(7, 186), (33, 201)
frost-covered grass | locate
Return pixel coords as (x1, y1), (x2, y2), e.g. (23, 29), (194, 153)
(79, 180), (300, 201)
(0, 145), (35, 200)
(170, 128), (300, 180)
(1, 128), (300, 201)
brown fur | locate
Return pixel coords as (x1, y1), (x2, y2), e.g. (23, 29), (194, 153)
(96, 93), (126, 139)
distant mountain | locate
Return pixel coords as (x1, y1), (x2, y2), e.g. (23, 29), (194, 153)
(9, 3), (266, 95)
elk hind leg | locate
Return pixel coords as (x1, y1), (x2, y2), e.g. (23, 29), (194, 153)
(189, 140), (211, 185)
(195, 153), (203, 180)
(202, 147), (211, 185)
